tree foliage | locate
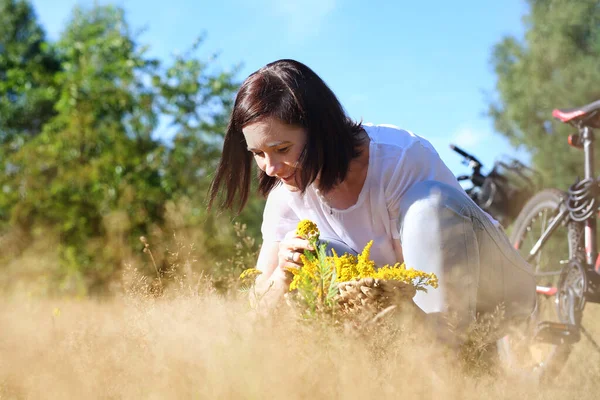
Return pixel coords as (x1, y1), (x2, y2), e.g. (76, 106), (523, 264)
(0, 0), (60, 144)
(0, 1), (263, 295)
(489, 0), (600, 189)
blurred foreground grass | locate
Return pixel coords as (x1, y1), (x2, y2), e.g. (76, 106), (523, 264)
(2, 274), (600, 400)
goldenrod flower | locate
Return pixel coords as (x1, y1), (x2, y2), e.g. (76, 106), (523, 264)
(290, 254), (320, 291)
(296, 219), (320, 240)
(355, 240), (377, 277)
(239, 268), (263, 280)
(332, 249), (359, 282)
(288, 219), (438, 309)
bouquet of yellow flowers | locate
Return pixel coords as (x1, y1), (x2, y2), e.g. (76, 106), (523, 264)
(289, 220), (437, 316)
(241, 220), (438, 318)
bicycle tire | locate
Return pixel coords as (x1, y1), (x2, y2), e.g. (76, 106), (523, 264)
(499, 188), (583, 380)
(511, 188), (583, 263)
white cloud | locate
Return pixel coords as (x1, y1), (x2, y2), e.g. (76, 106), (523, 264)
(265, 0), (337, 41)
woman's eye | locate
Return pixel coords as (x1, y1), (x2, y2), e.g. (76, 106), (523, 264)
(276, 147), (290, 154)
(251, 151), (264, 157)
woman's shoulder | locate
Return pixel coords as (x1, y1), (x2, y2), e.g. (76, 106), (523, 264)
(265, 183), (295, 206)
(362, 123), (438, 158)
(363, 123), (431, 149)
(262, 185), (301, 238)
(265, 184), (312, 215)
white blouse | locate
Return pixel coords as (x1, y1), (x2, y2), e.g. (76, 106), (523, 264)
(260, 123), (483, 267)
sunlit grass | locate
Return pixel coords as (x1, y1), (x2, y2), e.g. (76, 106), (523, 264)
(2, 225), (600, 399)
(1, 277), (600, 399)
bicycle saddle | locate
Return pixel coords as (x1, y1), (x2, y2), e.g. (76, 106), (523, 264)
(553, 99), (600, 128)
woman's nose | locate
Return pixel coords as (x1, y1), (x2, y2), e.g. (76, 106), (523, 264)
(264, 156), (283, 177)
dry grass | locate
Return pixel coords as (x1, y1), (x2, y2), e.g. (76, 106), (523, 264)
(2, 227), (600, 399)
(2, 277), (600, 400)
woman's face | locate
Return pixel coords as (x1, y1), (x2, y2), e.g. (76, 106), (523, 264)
(243, 117), (307, 191)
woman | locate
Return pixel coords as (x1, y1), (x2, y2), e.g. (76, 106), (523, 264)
(209, 59), (535, 344)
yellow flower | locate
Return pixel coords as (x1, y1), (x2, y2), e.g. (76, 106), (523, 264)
(296, 219), (320, 240)
(239, 268), (263, 280)
(331, 249), (359, 282)
(287, 219), (438, 306)
(290, 254), (320, 291)
(355, 240), (377, 278)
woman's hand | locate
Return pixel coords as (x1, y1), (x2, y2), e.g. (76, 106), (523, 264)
(277, 229), (314, 273)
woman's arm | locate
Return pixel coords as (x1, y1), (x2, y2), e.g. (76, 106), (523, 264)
(250, 241), (291, 310)
(250, 231), (314, 310)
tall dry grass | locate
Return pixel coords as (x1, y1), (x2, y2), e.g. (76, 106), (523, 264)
(2, 226), (600, 399)
(2, 271), (600, 400)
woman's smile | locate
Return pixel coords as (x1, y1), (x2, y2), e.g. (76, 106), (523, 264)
(279, 172), (296, 183)
(242, 117), (307, 189)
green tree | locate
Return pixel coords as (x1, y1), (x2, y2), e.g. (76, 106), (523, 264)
(0, 0), (61, 225)
(157, 43), (265, 264)
(0, 4), (252, 295)
(0, 0), (60, 143)
(1, 5), (169, 294)
(489, 0), (600, 189)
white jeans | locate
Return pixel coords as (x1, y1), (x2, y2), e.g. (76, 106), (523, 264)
(322, 180), (536, 343)
(398, 180), (536, 339)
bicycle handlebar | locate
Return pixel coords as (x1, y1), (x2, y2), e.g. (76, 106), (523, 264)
(449, 144), (482, 167)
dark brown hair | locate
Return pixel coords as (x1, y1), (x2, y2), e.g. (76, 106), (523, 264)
(208, 59), (364, 212)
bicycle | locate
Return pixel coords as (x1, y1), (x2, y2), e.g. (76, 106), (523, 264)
(498, 99), (600, 381)
(449, 143), (540, 227)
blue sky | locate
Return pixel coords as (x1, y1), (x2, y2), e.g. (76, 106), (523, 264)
(31, 0), (530, 180)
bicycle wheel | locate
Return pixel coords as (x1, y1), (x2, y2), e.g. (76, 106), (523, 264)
(499, 188), (583, 380)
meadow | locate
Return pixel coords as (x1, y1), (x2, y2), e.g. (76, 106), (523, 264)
(2, 262), (600, 400)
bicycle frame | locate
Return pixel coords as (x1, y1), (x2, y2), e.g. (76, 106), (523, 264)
(499, 103), (600, 380)
(582, 125), (598, 270)
(522, 124), (600, 296)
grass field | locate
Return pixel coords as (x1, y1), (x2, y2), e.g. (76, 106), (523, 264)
(2, 276), (600, 400)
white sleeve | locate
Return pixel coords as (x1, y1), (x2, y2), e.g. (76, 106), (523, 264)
(385, 140), (461, 239)
(260, 185), (301, 242)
